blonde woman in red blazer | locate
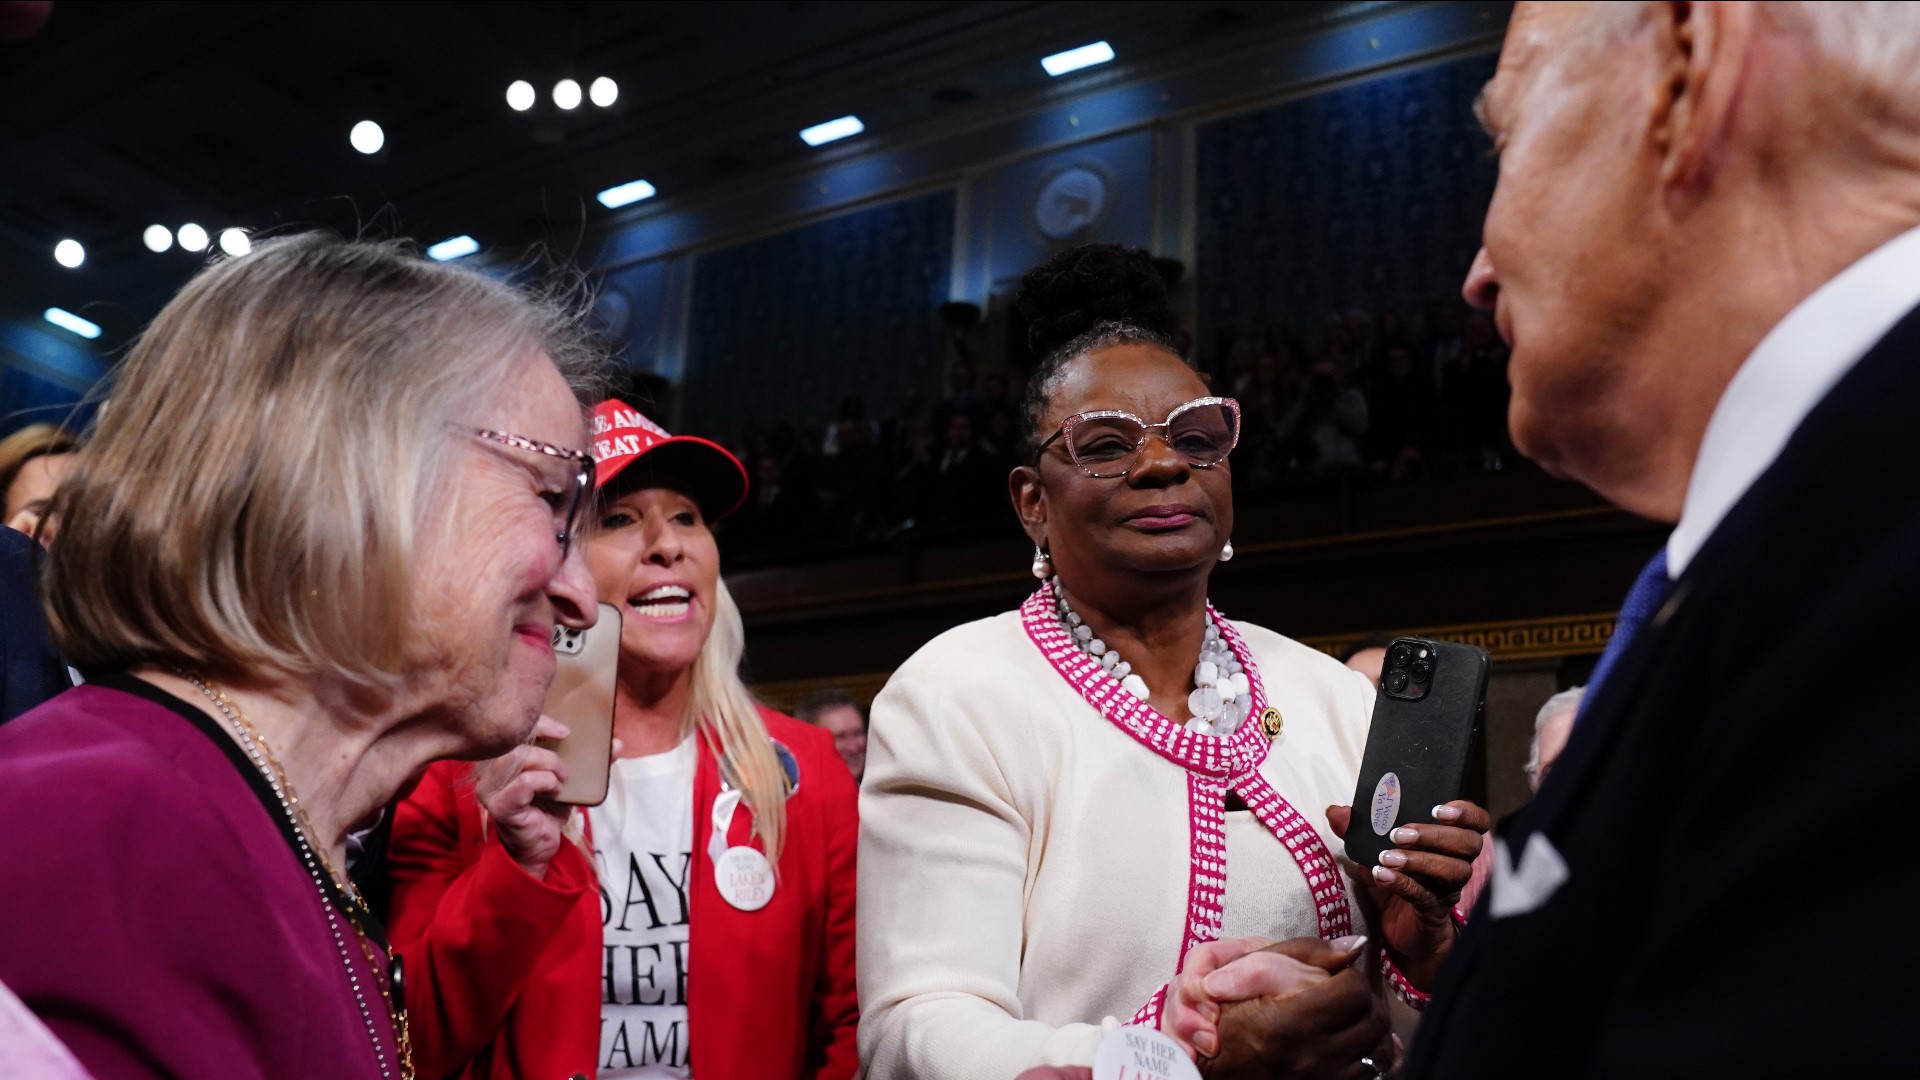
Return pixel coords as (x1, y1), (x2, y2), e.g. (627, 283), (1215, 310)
(389, 400), (859, 1080)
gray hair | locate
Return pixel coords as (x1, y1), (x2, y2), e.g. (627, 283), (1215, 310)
(1523, 686), (1585, 786)
(46, 233), (604, 690)
(1577, 2), (1920, 116)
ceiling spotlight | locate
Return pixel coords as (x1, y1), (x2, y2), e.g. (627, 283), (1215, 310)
(595, 179), (656, 209)
(44, 307), (101, 340)
(553, 78), (582, 110)
(177, 223), (210, 252)
(799, 115), (864, 147)
(589, 76), (618, 107)
(506, 80), (536, 112)
(1041, 40), (1116, 77)
(53, 239), (85, 268)
(350, 119), (385, 155)
(219, 228), (252, 257)
(143, 224), (173, 253)
(426, 235), (480, 262)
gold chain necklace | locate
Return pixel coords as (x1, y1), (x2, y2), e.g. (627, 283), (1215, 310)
(176, 671), (414, 1080)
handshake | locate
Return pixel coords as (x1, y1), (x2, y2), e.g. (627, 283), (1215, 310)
(1016, 935), (1394, 1080)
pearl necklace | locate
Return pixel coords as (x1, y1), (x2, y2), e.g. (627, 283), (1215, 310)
(1054, 583), (1252, 738)
(176, 671), (414, 1080)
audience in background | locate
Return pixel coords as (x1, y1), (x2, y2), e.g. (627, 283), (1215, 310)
(0, 527), (67, 723)
(0, 424), (77, 540)
(1524, 686), (1583, 793)
(1337, 633), (1399, 687)
(715, 295), (1518, 561)
(795, 687), (869, 784)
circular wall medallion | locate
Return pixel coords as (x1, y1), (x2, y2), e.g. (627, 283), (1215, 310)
(1033, 165), (1111, 241)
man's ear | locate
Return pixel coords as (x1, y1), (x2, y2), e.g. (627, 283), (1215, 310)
(1653, 0), (1756, 199)
(1010, 464), (1048, 547)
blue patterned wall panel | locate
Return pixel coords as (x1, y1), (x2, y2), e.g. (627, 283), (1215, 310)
(1196, 52), (1499, 349)
(682, 190), (954, 441)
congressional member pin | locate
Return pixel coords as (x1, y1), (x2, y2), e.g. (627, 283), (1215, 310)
(709, 787), (777, 911)
(1259, 706), (1284, 739)
(1093, 1025), (1201, 1080)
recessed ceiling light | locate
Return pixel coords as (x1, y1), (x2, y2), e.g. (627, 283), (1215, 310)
(44, 307), (101, 339)
(350, 119), (385, 155)
(506, 80), (536, 112)
(177, 223), (210, 252)
(143, 225), (173, 253)
(554, 79), (582, 110)
(799, 115), (864, 147)
(53, 239), (85, 268)
(1041, 41), (1115, 77)
(589, 76), (619, 107)
(427, 235), (480, 262)
(596, 179), (657, 209)
(219, 228), (251, 257)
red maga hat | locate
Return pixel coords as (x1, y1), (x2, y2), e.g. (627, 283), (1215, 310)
(588, 399), (749, 522)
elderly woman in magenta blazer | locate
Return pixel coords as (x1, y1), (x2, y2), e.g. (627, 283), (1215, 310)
(0, 234), (605, 1079)
(389, 401), (859, 1080)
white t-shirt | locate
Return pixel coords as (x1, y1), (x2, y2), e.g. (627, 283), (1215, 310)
(589, 737), (697, 1078)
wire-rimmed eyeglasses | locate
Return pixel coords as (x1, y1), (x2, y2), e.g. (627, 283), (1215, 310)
(1037, 396), (1241, 479)
(472, 428), (595, 557)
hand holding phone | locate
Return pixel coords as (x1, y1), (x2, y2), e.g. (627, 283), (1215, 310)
(538, 602), (622, 807)
(1342, 637), (1487, 869)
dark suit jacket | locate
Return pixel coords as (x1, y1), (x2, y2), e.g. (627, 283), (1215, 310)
(0, 527), (66, 723)
(1408, 305), (1920, 1077)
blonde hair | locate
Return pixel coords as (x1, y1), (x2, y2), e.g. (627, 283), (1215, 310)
(0, 423), (78, 514)
(690, 578), (789, 864)
(45, 233), (602, 689)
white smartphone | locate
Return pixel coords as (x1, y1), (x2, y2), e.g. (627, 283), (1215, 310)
(538, 602), (621, 806)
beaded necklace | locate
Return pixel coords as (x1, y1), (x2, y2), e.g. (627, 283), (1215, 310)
(175, 671), (414, 1080)
(1053, 581), (1253, 737)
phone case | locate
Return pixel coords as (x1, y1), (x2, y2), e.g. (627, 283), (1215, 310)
(539, 602), (622, 807)
(1342, 637), (1488, 869)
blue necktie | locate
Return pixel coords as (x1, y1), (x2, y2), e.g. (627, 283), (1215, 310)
(1577, 548), (1673, 724)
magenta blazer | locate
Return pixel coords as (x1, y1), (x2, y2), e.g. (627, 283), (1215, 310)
(0, 675), (400, 1079)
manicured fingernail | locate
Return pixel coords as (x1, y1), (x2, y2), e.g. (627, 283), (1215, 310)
(1378, 850), (1408, 868)
(1195, 1031), (1217, 1056)
(1333, 934), (1368, 953)
(1391, 826), (1420, 845)
(1372, 865), (1397, 885)
(1432, 804), (1462, 821)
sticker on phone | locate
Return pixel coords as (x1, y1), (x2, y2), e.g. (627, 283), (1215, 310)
(552, 625), (587, 656)
(1370, 771), (1402, 836)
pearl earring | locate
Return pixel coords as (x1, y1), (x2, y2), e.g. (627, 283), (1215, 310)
(1031, 546), (1054, 580)
(1219, 540), (1235, 562)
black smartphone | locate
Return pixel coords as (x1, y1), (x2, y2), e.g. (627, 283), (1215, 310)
(1343, 636), (1489, 869)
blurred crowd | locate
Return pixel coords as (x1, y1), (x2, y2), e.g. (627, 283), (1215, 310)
(715, 302), (1514, 559)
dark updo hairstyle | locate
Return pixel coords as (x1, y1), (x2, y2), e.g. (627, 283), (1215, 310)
(1014, 243), (1189, 462)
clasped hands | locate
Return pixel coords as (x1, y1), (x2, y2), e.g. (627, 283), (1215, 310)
(1155, 799), (1490, 1079)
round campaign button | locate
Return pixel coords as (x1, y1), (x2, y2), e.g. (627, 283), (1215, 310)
(715, 844), (775, 911)
(1092, 1025), (1201, 1080)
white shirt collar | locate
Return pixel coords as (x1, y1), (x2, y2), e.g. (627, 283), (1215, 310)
(1667, 223), (1920, 576)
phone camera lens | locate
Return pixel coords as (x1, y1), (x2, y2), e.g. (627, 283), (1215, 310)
(1411, 659), (1432, 683)
(1385, 669), (1410, 694)
(1387, 644), (1412, 669)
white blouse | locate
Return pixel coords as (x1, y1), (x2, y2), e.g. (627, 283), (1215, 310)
(857, 584), (1377, 1078)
